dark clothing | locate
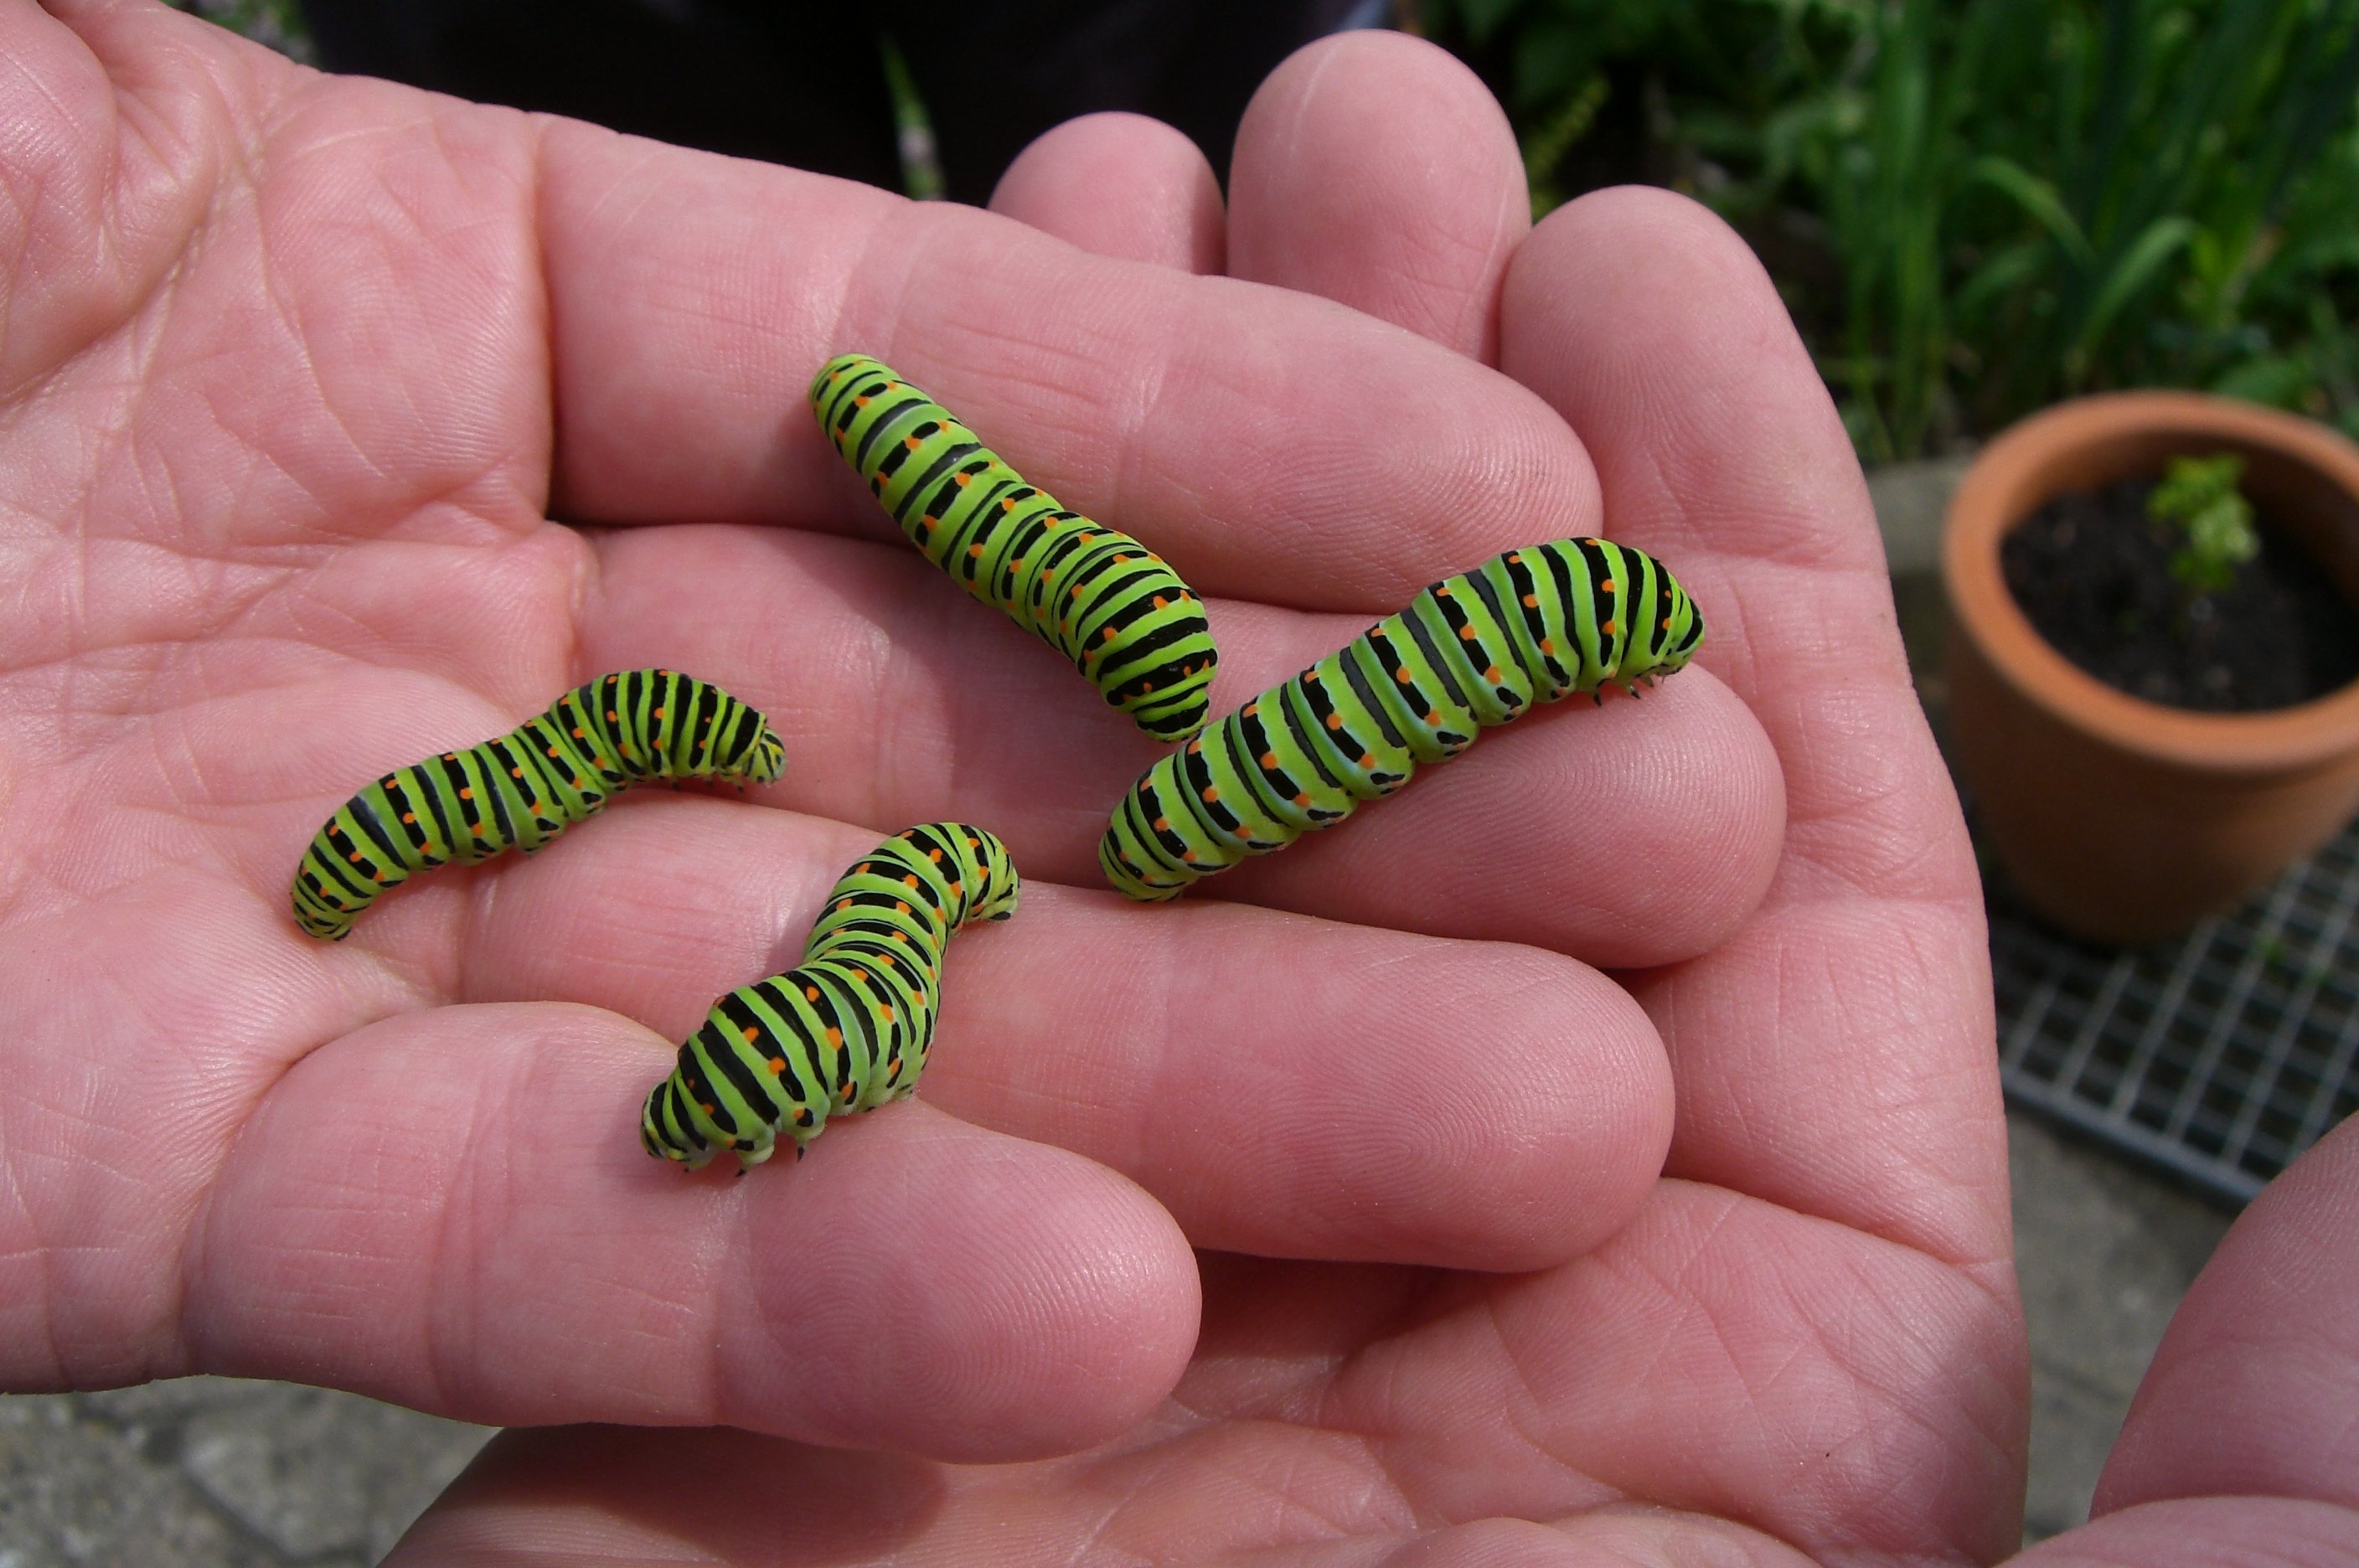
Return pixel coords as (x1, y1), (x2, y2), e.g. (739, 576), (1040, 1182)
(299, 0), (1379, 201)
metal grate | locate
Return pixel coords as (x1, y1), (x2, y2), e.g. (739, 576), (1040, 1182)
(1991, 815), (2359, 1204)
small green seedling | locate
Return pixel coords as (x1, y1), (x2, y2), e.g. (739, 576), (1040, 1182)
(2150, 452), (2258, 596)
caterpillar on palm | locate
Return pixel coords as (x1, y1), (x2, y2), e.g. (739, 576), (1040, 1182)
(811, 353), (1219, 741)
(640, 822), (1019, 1172)
(291, 670), (787, 941)
(1098, 538), (1702, 900)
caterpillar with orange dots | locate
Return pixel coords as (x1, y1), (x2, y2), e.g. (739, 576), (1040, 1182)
(291, 670), (786, 940)
(640, 823), (1019, 1172)
(812, 353), (1218, 741)
(1098, 538), (1701, 900)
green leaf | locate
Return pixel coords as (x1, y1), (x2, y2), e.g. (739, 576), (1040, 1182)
(1455, 0), (1528, 44)
(1950, 240), (2050, 322)
(1510, 20), (1595, 112)
(2078, 214), (2201, 358)
(1965, 154), (2096, 271)
(2208, 353), (2315, 409)
(2152, 451), (2258, 594)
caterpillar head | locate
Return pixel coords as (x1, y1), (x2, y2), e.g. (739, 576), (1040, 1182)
(641, 1081), (707, 1169)
(641, 1080), (792, 1173)
(292, 899), (356, 941)
(736, 723), (788, 787)
(958, 825), (1024, 924)
(810, 352), (881, 407)
(291, 859), (362, 941)
(1621, 572), (1705, 685)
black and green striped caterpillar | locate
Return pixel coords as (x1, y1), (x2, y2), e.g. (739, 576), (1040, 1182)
(291, 670), (787, 941)
(1098, 538), (1702, 900)
(811, 353), (1219, 741)
(640, 822), (1019, 1172)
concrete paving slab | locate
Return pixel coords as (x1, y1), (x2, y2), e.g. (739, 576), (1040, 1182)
(0, 1380), (487, 1566)
(1, 1390), (277, 1567)
(2007, 1109), (2231, 1540)
(1866, 453), (1976, 576)
(175, 1384), (491, 1561)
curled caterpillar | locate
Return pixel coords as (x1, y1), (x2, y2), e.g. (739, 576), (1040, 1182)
(292, 670), (787, 941)
(1098, 538), (1702, 900)
(811, 353), (1219, 741)
(641, 823), (1019, 1172)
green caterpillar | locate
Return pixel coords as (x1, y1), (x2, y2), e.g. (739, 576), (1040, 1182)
(292, 670), (787, 941)
(811, 353), (1219, 741)
(641, 823), (1019, 1172)
(1099, 538), (1702, 900)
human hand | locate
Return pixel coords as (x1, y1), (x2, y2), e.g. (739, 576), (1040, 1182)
(0, 0), (1781, 1476)
(2005, 1114), (2359, 1565)
(368, 28), (2039, 1567)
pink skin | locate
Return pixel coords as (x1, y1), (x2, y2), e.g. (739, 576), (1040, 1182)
(23, 8), (2336, 1566)
(2005, 1116), (2359, 1567)
(1, 2), (1764, 1466)
(992, 111), (1227, 275)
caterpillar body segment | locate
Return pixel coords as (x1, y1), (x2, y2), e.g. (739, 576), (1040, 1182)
(811, 353), (1218, 741)
(640, 823), (1020, 1173)
(1098, 538), (1701, 900)
(291, 670), (786, 941)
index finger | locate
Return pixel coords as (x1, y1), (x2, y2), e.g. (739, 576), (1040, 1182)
(537, 119), (1600, 611)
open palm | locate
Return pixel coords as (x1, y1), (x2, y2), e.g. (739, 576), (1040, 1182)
(5, 3), (2031, 1564)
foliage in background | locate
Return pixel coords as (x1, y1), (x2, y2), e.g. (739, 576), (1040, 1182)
(157, 0), (2359, 465)
(878, 35), (948, 202)
(163, 0), (313, 62)
(1423, 0), (2359, 462)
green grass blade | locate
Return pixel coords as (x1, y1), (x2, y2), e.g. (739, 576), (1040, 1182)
(1966, 153), (2096, 271)
(2078, 214), (2199, 361)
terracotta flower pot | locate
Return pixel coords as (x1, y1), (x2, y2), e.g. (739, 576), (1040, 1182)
(1943, 391), (2359, 945)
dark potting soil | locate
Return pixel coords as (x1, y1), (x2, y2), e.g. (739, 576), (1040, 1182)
(2000, 477), (2359, 712)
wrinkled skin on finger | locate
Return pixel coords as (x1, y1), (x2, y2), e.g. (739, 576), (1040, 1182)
(391, 1122), (2359, 1568)
(991, 111), (1226, 275)
(388, 24), (2033, 1568)
(0, 0), (1773, 1472)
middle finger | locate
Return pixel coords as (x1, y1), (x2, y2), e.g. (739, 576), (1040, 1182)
(465, 797), (1677, 1271)
(582, 523), (1783, 967)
